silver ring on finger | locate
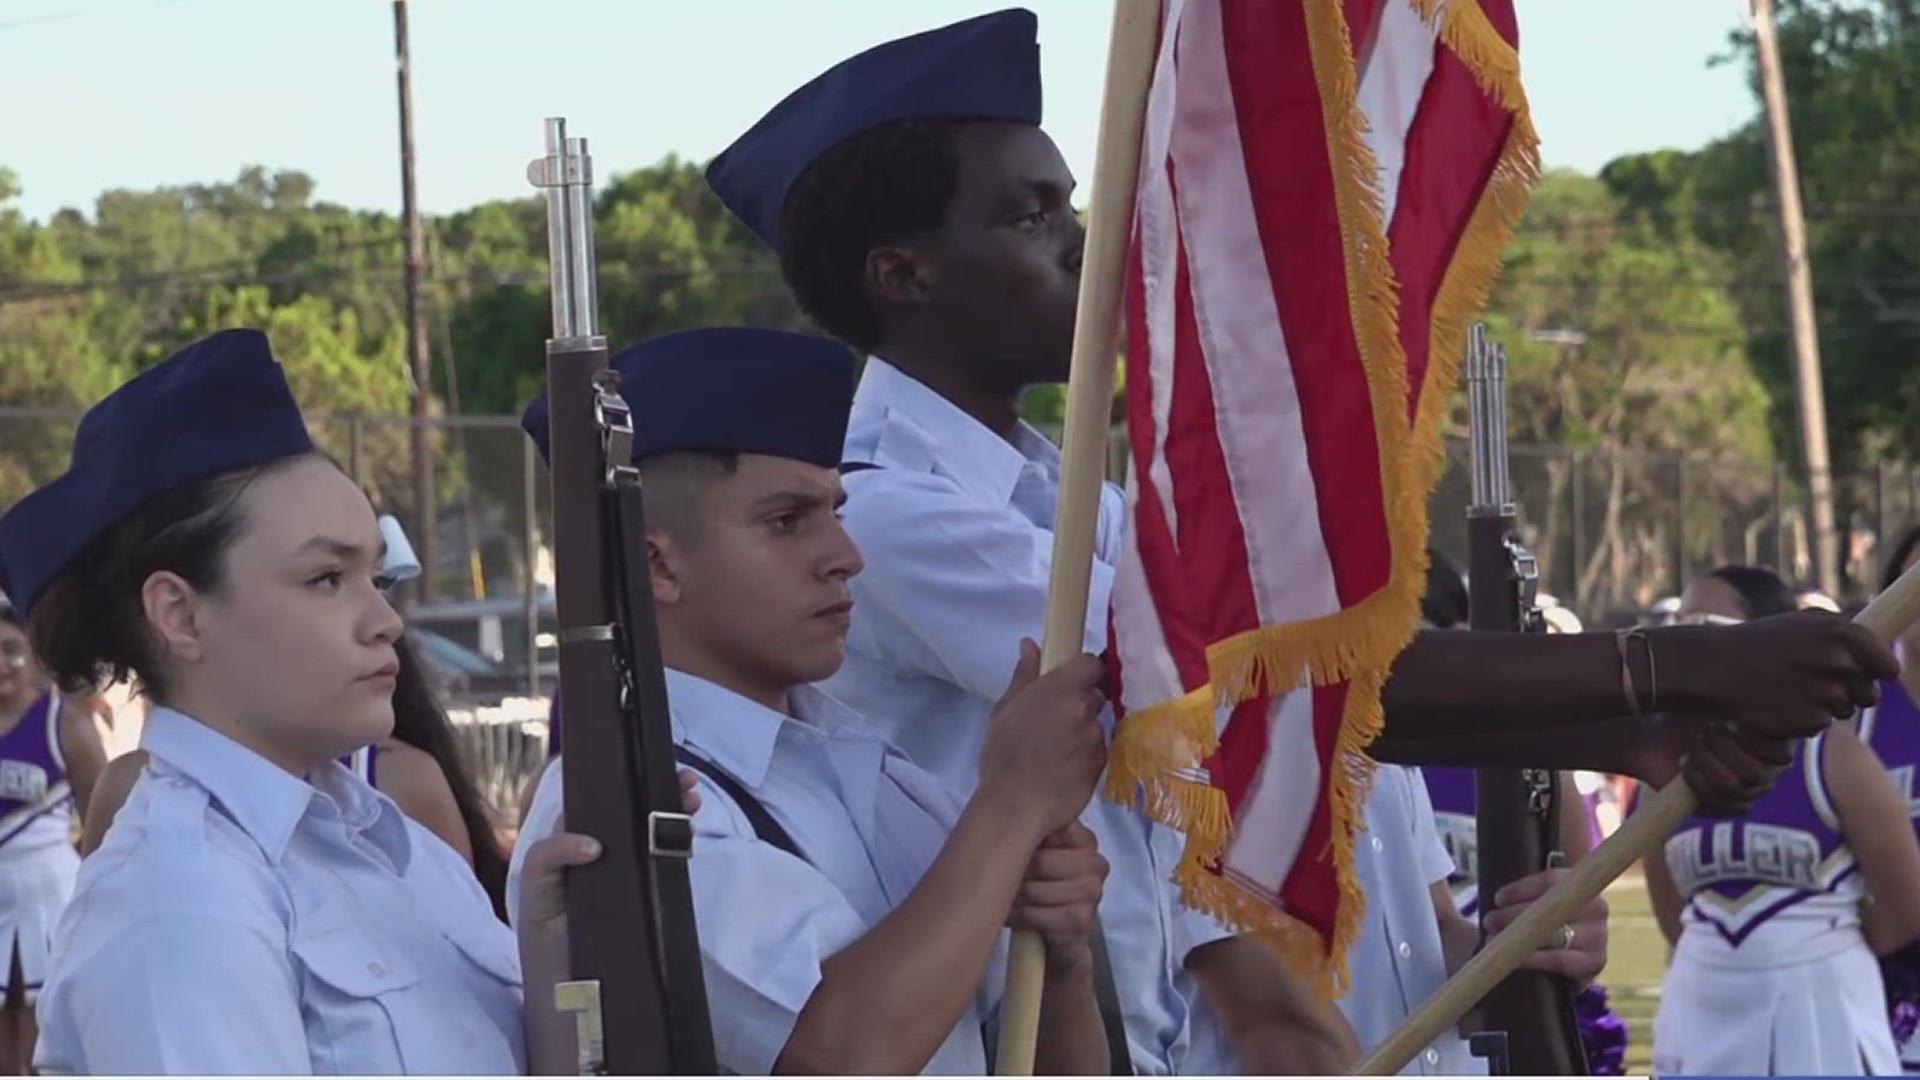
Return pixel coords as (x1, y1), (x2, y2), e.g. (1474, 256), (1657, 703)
(1556, 923), (1576, 951)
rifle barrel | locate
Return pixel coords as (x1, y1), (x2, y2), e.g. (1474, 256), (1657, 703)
(1466, 324), (1511, 514)
(533, 118), (599, 341)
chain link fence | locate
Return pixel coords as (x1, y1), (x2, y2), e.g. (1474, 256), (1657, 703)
(1423, 438), (1920, 625)
(10, 406), (1918, 629)
(8, 408), (1918, 811)
(1082, 423), (1920, 624)
(0, 408), (559, 821)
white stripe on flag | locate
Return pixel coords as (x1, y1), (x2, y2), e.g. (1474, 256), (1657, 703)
(1111, 473), (1190, 714)
(1357, 0), (1443, 227)
(1136, 0), (1186, 545)
(1220, 692), (1320, 891)
(1168, 0), (1340, 632)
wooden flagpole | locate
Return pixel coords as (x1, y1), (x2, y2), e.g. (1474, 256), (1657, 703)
(995, 0), (1159, 1073)
(1357, 558), (1920, 1075)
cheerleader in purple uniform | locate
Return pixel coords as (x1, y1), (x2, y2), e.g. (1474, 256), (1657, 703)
(1643, 565), (1920, 1076)
(0, 603), (106, 1074)
(1862, 526), (1920, 1072)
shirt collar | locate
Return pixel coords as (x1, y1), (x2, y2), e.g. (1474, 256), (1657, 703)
(850, 357), (1061, 508)
(311, 758), (414, 870)
(667, 668), (867, 790)
(141, 707), (410, 869)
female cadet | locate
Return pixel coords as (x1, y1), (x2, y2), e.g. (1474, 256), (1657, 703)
(1862, 525), (1920, 1072)
(82, 633), (514, 917)
(0, 329), (598, 1074)
(1647, 564), (1920, 1076)
(0, 602), (106, 1074)
(81, 518), (514, 918)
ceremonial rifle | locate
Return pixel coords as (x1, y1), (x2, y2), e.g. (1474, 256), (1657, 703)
(1463, 323), (1587, 1076)
(1359, 548), (1920, 1075)
(530, 118), (718, 1075)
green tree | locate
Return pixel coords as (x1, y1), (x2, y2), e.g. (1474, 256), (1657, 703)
(594, 156), (800, 342)
(1570, 1), (1920, 591)
(1479, 171), (1774, 610)
(0, 167), (82, 289)
(176, 285), (419, 508)
(1601, 1), (1920, 482)
(439, 157), (804, 418)
(0, 299), (132, 507)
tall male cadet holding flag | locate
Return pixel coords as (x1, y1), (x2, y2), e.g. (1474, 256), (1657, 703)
(709, 11), (1357, 1073)
(708, 6), (1894, 1072)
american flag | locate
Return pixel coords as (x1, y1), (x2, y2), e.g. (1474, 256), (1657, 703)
(1105, 0), (1537, 988)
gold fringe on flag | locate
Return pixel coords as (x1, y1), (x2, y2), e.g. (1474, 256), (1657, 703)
(1410, 0), (1542, 492)
(1104, 0), (1540, 998)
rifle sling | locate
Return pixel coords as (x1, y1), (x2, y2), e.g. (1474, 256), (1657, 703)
(673, 747), (805, 861)
(610, 472), (720, 1072)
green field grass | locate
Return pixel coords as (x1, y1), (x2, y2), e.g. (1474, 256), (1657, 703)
(1601, 870), (1668, 1077)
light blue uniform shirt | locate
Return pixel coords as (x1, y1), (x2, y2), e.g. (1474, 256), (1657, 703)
(1341, 765), (1478, 1076)
(1181, 765), (1474, 1075)
(510, 669), (1002, 1075)
(818, 358), (1232, 1074)
(34, 707), (525, 1076)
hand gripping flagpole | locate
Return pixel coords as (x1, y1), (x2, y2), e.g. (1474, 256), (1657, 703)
(1357, 555), (1920, 1075)
(998, 0), (1158, 1074)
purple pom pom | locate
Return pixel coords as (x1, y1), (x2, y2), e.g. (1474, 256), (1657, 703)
(1575, 983), (1630, 1076)
(1892, 1000), (1920, 1050)
(1882, 941), (1920, 1048)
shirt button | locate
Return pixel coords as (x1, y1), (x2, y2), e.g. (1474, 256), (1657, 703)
(368, 962), (386, 977)
(1397, 941), (1412, 960)
(1424, 1049), (1440, 1067)
(1371, 836), (1384, 853)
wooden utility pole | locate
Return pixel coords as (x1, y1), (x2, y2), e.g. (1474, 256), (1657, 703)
(1752, 0), (1840, 597)
(395, 0), (438, 601)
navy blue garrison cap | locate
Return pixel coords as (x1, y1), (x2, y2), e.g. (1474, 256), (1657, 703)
(520, 328), (857, 469)
(706, 7), (1042, 249)
(0, 329), (314, 616)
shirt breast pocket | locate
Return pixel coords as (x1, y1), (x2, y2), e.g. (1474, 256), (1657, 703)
(441, 920), (523, 989)
(293, 931), (423, 1075)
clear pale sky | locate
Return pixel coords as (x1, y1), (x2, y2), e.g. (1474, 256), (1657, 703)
(0, 0), (1760, 223)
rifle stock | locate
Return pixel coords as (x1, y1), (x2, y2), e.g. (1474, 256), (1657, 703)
(1463, 324), (1586, 1075)
(531, 118), (716, 1075)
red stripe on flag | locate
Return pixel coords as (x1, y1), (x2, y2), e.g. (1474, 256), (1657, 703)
(1220, 0), (1390, 608)
(1164, 187), (1263, 657)
(1480, 0), (1519, 44)
(1210, 697), (1270, 821)
(1160, 218), (1269, 816)
(1343, 0), (1384, 61)
(1122, 209), (1211, 693)
(1388, 48), (1510, 409)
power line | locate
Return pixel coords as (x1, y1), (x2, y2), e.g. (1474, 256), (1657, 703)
(0, 11), (85, 31)
(1500, 271), (1837, 289)
(0, 254), (785, 305)
(20, 245), (1920, 310)
(1513, 203), (1920, 237)
(0, 0), (201, 34)
(0, 236), (402, 297)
